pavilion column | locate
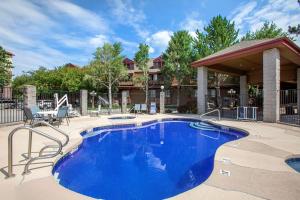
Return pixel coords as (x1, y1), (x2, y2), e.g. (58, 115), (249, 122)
(240, 75), (248, 106)
(297, 68), (300, 114)
(197, 66), (208, 114)
(263, 48), (280, 122)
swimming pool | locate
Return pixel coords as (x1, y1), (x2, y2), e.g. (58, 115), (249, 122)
(108, 115), (136, 120)
(286, 157), (300, 173)
(53, 119), (247, 200)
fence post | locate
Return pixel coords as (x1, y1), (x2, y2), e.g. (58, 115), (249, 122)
(240, 75), (248, 106)
(160, 91), (165, 114)
(297, 68), (300, 114)
(121, 91), (127, 114)
(23, 85), (36, 108)
(80, 90), (88, 116)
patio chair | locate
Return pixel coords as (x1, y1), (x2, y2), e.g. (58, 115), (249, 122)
(50, 106), (69, 127)
(68, 104), (80, 117)
(23, 106), (43, 125)
(134, 104), (141, 114)
(90, 105), (101, 117)
(150, 102), (157, 114)
(141, 104), (147, 113)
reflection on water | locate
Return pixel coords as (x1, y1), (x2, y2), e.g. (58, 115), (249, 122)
(54, 120), (245, 200)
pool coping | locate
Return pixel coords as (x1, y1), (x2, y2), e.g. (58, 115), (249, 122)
(51, 116), (250, 199)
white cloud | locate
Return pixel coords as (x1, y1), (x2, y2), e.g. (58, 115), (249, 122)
(231, 0), (300, 42)
(180, 13), (205, 38)
(180, 16), (204, 32)
(231, 1), (257, 29)
(0, 0), (113, 75)
(106, 0), (149, 38)
(146, 30), (173, 54)
(149, 46), (155, 54)
(44, 0), (109, 33)
(89, 34), (109, 48)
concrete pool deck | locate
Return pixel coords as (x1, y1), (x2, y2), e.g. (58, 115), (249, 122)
(0, 114), (300, 200)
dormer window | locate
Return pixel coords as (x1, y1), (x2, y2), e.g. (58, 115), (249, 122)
(152, 56), (164, 69)
(123, 58), (134, 70)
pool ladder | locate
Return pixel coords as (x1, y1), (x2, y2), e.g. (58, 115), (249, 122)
(6, 121), (69, 178)
(200, 109), (221, 121)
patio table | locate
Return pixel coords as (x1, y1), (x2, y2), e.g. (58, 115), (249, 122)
(37, 110), (57, 117)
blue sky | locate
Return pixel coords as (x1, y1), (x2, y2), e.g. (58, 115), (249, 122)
(0, 0), (299, 76)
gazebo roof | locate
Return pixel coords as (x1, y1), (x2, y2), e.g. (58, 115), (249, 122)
(192, 37), (300, 67)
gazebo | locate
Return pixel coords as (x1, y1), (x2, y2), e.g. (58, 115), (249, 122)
(192, 37), (300, 123)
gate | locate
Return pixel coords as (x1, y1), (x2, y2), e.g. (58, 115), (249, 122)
(205, 90), (263, 120)
(0, 87), (24, 124)
(280, 89), (299, 125)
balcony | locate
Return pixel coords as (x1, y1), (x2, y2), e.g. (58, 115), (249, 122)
(149, 80), (164, 85)
(119, 81), (133, 86)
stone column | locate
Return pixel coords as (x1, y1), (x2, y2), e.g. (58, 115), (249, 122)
(2, 86), (12, 99)
(80, 90), (88, 116)
(297, 68), (300, 114)
(160, 91), (165, 114)
(197, 67), (208, 114)
(240, 75), (248, 106)
(23, 85), (36, 108)
(263, 48), (280, 122)
(121, 90), (127, 114)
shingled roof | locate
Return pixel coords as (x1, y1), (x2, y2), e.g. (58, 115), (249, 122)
(191, 37), (300, 67)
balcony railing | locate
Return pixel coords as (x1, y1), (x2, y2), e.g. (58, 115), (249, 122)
(149, 80), (164, 85)
(119, 81), (134, 86)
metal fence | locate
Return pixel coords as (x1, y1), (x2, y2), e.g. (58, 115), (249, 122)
(88, 92), (122, 114)
(279, 89), (299, 125)
(205, 91), (263, 120)
(0, 87), (24, 124)
(37, 90), (80, 112)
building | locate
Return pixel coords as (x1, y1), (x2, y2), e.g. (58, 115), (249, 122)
(0, 50), (14, 99)
(119, 56), (200, 110)
(192, 37), (300, 123)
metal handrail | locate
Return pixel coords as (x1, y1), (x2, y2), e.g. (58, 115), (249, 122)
(200, 109), (221, 121)
(32, 121), (69, 147)
(127, 105), (135, 113)
(25, 121), (69, 158)
(7, 126), (62, 178)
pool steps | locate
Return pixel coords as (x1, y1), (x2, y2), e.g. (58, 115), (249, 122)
(189, 122), (218, 131)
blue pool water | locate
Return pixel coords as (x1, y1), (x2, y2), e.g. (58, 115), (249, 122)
(53, 119), (247, 200)
(108, 116), (136, 120)
(286, 158), (300, 173)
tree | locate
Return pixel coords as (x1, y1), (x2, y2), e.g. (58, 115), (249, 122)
(288, 25), (300, 36)
(241, 21), (289, 41)
(134, 43), (150, 107)
(0, 46), (13, 88)
(85, 43), (127, 114)
(194, 15), (239, 59)
(162, 30), (194, 107)
(193, 15), (239, 103)
(13, 64), (88, 92)
(288, 0), (300, 36)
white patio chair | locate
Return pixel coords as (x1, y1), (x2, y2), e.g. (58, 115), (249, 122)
(141, 104), (147, 113)
(134, 104), (141, 114)
(150, 102), (156, 114)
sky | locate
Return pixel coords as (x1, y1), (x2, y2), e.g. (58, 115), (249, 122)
(0, 0), (299, 76)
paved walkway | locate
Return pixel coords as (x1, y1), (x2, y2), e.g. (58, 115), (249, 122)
(0, 114), (300, 200)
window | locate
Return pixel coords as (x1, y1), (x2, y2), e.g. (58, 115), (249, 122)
(208, 89), (216, 97)
(153, 74), (158, 81)
(124, 90), (129, 97)
(165, 90), (170, 98)
(150, 90), (156, 98)
(126, 63), (134, 70)
(153, 62), (162, 69)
